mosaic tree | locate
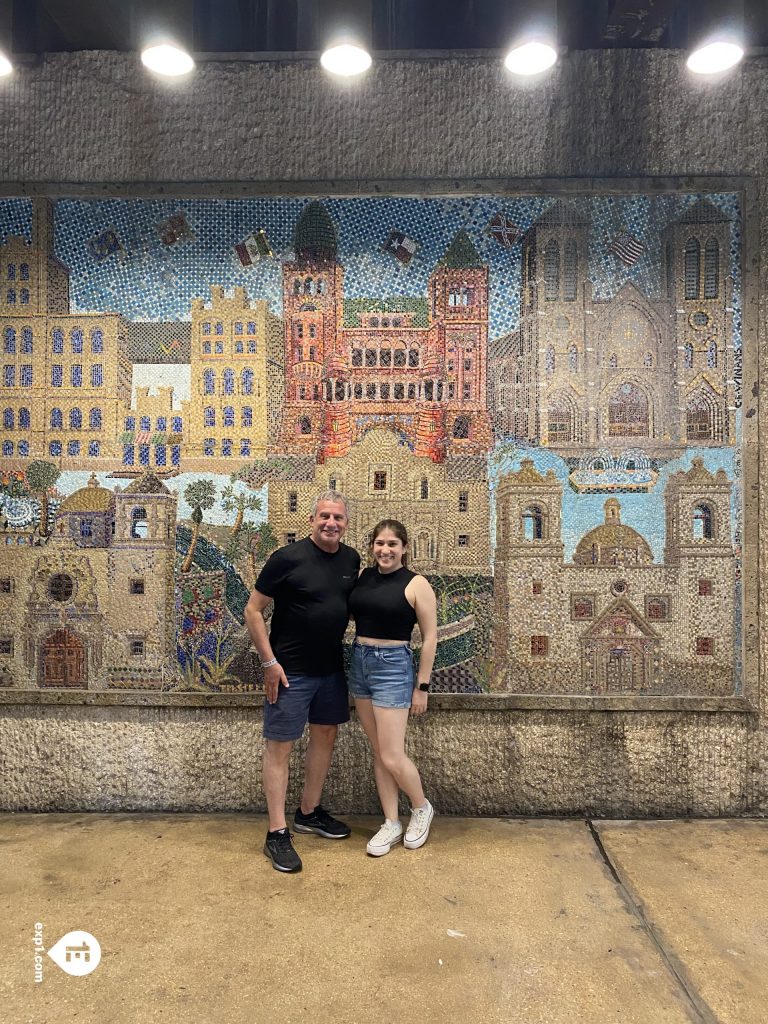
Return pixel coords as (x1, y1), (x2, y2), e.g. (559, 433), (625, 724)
(181, 479), (217, 573)
(25, 460), (60, 537)
(220, 479), (263, 538)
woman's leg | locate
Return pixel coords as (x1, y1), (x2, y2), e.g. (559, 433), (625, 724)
(372, 706), (425, 809)
(354, 698), (401, 821)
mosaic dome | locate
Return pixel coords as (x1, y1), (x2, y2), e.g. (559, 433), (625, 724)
(294, 201), (337, 263)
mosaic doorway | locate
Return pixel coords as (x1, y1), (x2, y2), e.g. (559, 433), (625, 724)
(40, 629), (87, 688)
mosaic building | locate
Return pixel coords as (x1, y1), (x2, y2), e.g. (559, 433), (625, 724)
(1, 199), (131, 468)
(188, 285), (284, 469)
(117, 385), (187, 474)
(491, 199), (736, 454)
(267, 428), (490, 574)
(492, 457), (736, 695)
(0, 472), (178, 689)
(276, 202), (494, 464)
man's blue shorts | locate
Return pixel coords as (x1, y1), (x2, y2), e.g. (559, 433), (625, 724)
(263, 670), (350, 741)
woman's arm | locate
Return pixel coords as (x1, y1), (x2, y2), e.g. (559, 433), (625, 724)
(411, 576), (438, 710)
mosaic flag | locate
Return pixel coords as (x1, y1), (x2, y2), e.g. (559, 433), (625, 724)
(87, 227), (124, 262)
(383, 229), (419, 265)
(234, 230), (272, 266)
(609, 229), (645, 266)
(156, 212), (193, 246)
(486, 213), (520, 248)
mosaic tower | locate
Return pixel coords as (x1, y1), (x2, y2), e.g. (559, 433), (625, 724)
(276, 202), (493, 463)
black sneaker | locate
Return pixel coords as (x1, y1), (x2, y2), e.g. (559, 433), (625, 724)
(263, 829), (302, 872)
(293, 805), (351, 839)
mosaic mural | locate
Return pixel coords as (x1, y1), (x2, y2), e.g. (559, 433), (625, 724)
(0, 191), (744, 697)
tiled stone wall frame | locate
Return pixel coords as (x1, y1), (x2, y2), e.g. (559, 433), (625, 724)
(0, 175), (759, 718)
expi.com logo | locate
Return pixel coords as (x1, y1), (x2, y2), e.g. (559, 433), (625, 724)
(33, 923), (101, 982)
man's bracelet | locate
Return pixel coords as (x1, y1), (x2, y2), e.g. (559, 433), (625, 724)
(261, 658), (278, 669)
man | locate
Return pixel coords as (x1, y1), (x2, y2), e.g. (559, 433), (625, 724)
(244, 491), (360, 873)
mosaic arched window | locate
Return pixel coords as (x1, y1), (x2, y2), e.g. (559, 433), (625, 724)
(202, 321), (211, 334)
(223, 406), (235, 427)
(241, 368), (254, 395)
(684, 238), (700, 299)
(544, 240), (559, 300)
(304, 278), (313, 294)
(242, 407), (252, 427)
(6, 264), (14, 280)
(20, 288), (29, 304)
(692, 504), (714, 541)
(298, 416), (311, 435)
(522, 506), (545, 541)
(89, 408), (102, 429)
(684, 342), (694, 369)
(563, 240), (578, 301)
(316, 279), (325, 295)
(704, 239), (719, 299)
(568, 344), (578, 372)
(19, 407), (30, 429)
(71, 329), (83, 353)
(52, 328), (63, 353)
(21, 327), (32, 353)
(707, 341), (718, 368)
(204, 406), (216, 427)
(69, 408), (82, 430)
(3, 408), (13, 429)
(203, 369), (215, 394)
(247, 321), (256, 335)
(420, 478), (429, 500)
(408, 345), (420, 367)
(6, 288), (15, 303)
(686, 390), (716, 442)
(234, 322), (243, 335)
(51, 408), (63, 429)
(3, 327), (14, 353)
(223, 368), (235, 394)
(293, 279), (301, 295)
(214, 322), (224, 335)
(131, 507), (148, 539)
(20, 263), (29, 280)
(608, 382), (649, 437)
(545, 346), (555, 375)
(90, 329), (103, 353)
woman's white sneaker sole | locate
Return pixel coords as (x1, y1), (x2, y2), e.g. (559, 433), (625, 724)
(366, 833), (403, 857)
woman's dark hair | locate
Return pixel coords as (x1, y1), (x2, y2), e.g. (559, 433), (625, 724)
(369, 519), (409, 568)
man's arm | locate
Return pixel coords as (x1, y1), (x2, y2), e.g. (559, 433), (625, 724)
(244, 589), (289, 705)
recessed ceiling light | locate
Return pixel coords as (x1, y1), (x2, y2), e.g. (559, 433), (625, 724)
(320, 44), (372, 77)
(141, 44), (194, 77)
(504, 41), (558, 76)
(0, 53), (13, 77)
(686, 41), (744, 75)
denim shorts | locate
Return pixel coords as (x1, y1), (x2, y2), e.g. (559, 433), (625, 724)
(348, 642), (414, 709)
(263, 670), (350, 741)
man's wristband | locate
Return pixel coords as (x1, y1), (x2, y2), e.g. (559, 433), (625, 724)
(261, 658), (278, 669)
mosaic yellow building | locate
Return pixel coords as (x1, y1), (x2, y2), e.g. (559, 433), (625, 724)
(187, 285), (283, 470)
(1, 199), (131, 467)
(267, 429), (491, 576)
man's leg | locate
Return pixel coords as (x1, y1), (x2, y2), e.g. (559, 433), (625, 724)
(300, 723), (337, 814)
(263, 738), (295, 831)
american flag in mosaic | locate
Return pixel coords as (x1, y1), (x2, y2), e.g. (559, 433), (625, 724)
(609, 229), (645, 266)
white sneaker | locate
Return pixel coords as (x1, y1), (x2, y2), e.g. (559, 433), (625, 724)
(366, 820), (403, 857)
(404, 800), (434, 850)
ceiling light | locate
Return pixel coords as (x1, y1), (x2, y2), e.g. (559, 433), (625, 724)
(0, 53), (12, 77)
(320, 43), (372, 77)
(504, 41), (558, 76)
(686, 41), (744, 75)
(141, 44), (194, 77)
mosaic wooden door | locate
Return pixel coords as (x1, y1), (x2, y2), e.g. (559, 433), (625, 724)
(41, 629), (86, 688)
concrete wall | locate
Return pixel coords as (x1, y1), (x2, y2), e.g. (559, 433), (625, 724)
(1, 49), (766, 815)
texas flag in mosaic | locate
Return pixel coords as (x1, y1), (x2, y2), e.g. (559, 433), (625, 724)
(609, 229), (645, 266)
(382, 229), (419, 265)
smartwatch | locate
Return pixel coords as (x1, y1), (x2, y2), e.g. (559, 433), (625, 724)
(417, 682), (430, 692)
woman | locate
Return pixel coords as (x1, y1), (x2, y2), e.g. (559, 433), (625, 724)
(348, 519), (438, 856)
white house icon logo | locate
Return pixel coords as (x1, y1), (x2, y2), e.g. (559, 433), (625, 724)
(47, 931), (102, 976)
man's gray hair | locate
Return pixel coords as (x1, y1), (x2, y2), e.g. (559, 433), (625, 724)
(311, 490), (350, 517)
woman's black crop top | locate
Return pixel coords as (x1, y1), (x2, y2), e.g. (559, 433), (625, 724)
(349, 566), (418, 641)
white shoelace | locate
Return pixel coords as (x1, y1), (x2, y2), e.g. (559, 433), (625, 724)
(407, 804), (431, 834)
(372, 821), (402, 844)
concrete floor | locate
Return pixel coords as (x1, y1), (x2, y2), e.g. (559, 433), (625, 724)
(1, 815), (766, 1024)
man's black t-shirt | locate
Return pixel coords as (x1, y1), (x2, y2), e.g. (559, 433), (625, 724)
(255, 537), (360, 675)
